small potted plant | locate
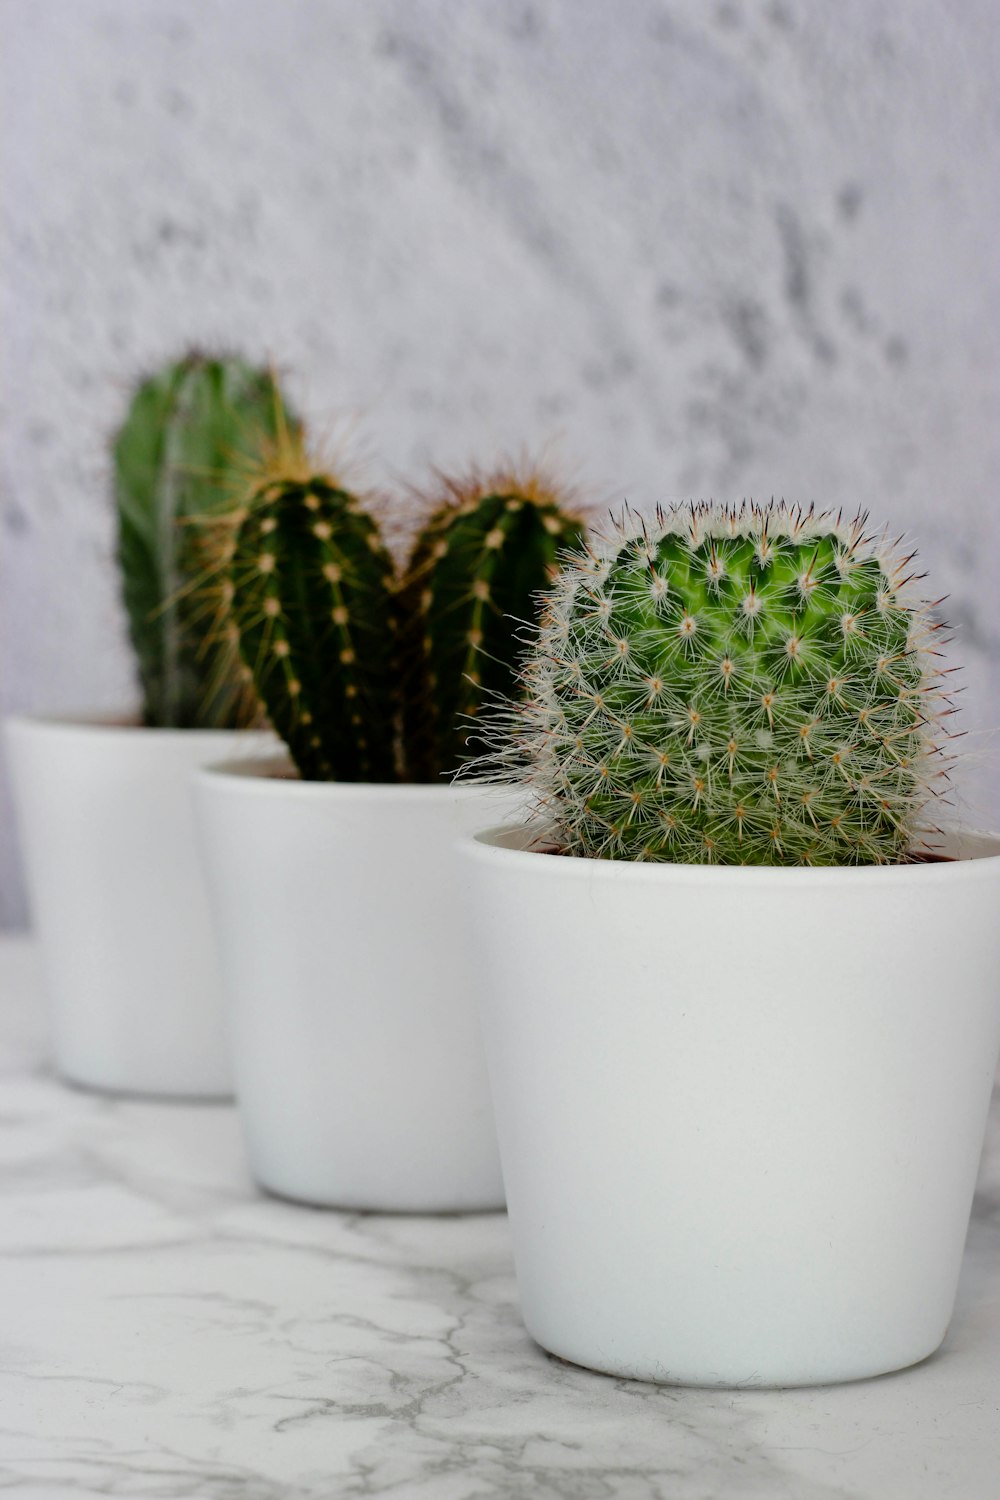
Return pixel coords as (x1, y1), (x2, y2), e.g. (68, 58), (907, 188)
(6, 353), (285, 1097)
(194, 433), (584, 1211)
(462, 501), (1000, 1386)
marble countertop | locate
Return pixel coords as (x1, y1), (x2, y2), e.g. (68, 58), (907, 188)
(2, 937), (998, 1500)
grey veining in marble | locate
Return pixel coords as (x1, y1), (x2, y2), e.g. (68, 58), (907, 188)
(2, 0), (999, 922)
(1, 936), (999, 1499)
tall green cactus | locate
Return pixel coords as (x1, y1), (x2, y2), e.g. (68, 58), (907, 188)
(226, 449), (397, 782)
(114, 352), (294, 728)
(218, 458), (585, 783)
(484, 502), (955, 865)
(399, 468), (585, 781)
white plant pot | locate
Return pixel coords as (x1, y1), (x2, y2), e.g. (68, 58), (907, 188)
(462, 824), (1000, 1387)
(5, 716), (275, 1098)
(194, 758), (511, 1212)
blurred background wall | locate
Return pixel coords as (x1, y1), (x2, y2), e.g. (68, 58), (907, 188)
(1, 0), (997, 926)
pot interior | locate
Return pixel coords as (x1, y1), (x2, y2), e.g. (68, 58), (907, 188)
(472, 822), (1000, 867)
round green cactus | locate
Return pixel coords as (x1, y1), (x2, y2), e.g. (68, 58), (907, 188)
(398, 468), (585, 781)
(226, 449), (397, 782)
(114, 352), (295, 728)
(490, 502), (954, 865)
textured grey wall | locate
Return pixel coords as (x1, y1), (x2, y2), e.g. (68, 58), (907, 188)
(2, 0), (998, 924)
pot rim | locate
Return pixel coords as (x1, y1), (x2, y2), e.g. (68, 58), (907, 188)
(196, 755), (505, 801)
(4, 712), (264, 742)
(462, 822), (1000, 886)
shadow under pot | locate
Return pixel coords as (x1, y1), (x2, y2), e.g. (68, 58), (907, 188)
(4, 715), (276, 1098)
(194, 756), (512, 1213)
(461, 824), (1000, 1389)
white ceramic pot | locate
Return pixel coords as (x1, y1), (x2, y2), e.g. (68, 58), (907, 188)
(5, 716), (275, 1098)
(462, 825), (1000, 1388)
(194, 758), (511, 1212)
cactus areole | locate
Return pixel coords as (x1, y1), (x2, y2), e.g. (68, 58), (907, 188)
(489, 502), (955, 866)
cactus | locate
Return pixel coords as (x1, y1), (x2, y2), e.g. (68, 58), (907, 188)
(487, 502), (955, 865)
(225, 440), (397, 782)
(114, 352), (295, 728)
(398, 468), (585, 781)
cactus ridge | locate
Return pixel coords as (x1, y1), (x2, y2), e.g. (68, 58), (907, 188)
(481, 501), (956, 865)
(226, 447), (397, 782)
(399, 466), (585, 780)
(114, 352), (293, 728)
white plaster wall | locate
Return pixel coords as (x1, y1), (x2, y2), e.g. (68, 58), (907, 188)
(1, 0), (998, 923)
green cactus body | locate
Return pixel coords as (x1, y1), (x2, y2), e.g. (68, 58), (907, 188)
(400, 472), (585, 781)
(228, 470), (397, 782)
(502, 502), (952, 865)
(114, 353), (294, 728)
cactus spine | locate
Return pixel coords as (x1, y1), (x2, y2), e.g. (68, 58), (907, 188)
(226, 444), (397, 782)
(114, 353), (294, 728)
(399, 469), (585, 781)
(490, 502), (954, 865)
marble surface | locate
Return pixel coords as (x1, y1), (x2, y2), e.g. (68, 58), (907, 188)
(2, 0), (999, 924)
(1, 937), (998, 1499)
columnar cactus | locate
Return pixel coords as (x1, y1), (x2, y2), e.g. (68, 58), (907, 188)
(491, 502), (954, 865)
(114, 353), (294, 728)
(398, 468), (585, 781)
(226, 448), (397, 782)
